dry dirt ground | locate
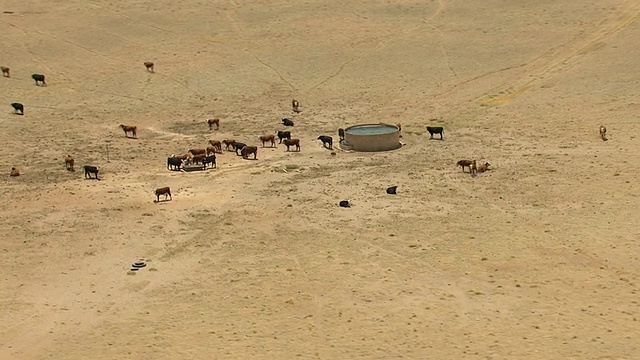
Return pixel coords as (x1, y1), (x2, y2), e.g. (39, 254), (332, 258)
(1, 0), (639, 359)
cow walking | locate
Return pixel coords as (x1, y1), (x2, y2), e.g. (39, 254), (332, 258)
(84, 165), (100, 180)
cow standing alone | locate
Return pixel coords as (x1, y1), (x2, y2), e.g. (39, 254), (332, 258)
(11, 103), (24, 115)
(84, 165), (100, 180)
(155, 187), (172, 202)
(32, 74), (46, 86)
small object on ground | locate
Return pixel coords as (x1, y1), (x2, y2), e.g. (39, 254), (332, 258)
(386, 186), (398, 195)
(132, 261), (147, 268)
(339, 200), (351, 208)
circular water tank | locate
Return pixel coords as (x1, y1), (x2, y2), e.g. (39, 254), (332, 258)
(341, 123), (401, 152)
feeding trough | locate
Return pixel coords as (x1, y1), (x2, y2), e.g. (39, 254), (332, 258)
(340, 123), (401, 152)
(183, 163), (206, 172)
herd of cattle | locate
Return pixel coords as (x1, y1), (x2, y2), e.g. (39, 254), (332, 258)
(4, 62), (610, 202)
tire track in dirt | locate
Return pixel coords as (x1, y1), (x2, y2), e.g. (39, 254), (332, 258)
(478, 1), (640, 107)
(305, 0), (448, 94)
(225, 2), (297, 91)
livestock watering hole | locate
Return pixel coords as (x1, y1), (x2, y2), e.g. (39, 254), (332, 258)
(1, 1), (639, 359)
(340, 123), (402, 152)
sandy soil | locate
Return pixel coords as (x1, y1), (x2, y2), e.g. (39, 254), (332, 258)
(1, 0), (640, 359)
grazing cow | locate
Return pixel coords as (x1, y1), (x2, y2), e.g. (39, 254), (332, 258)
(203, 154), (216, 169)
(426, 126), (444, 140)
(476, 162), (491, 173)
(259, 134), (277, 148)
(1, 66), (9, 77)
(167, 156), (184, 171)
(84, 165), (99, 180)
(206, 118), (220, 130)
(64, 155), (75, 172)
(222, 139), (236, 151)
(276, 130), (291, 143)
(317, 135), (333, 149)
(292, 99), (301, 113)
(339, 200), (351, 208)
(240, 145), (258, 159)
(155, 187), (172, 202)
(386, 186), (398, 195)
(144, 61), (154, 72)
(599, 125), (607, 141)
(9, 167), (20, 177)
(11, 102), (24, 115)
(119, 124), (137, 138)
(188, 148), (206, 156)
(338, 128), (345, 141)
(456, 160), (473, 173)
(233, 142), (247, 155)
(282, 138), (300, 152)
(208, 140), (223, 153)
(282, 118), (295, 127)
(470, 160), (478, 176)
(32, 74), (46, 86)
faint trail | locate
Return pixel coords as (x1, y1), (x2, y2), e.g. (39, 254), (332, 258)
(305, 0), (448, 94)
(225, 2), (296, 91)
(88, 2), (176, 34)
(478, 0), (640, 107)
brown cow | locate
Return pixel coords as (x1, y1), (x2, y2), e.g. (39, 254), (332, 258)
(64, 155), (75, 172)
(476, 162), (491, 173)
(155, 187), (171, 202)
(282, 138), (300, 152)
(9, 167), (20, 177)
(190, 154), (207, 164)
(1, 66), (9, 78)
(222, 139), (236, 151)
(119, 124), (137, 138)
(144, 61), (154, 72)
(172, 153), (192, 161)
(292, 99), (301, 113)
(188, 148), (206, 156)
(456, 160), (473, 173)
(208, 140), (222, 153)
(206, 146), (218, 156)
(206, 118), (220, 130)
(240, 145), (258, 160)
(599, 125), (607, 141)
(259, 134), (276, 148)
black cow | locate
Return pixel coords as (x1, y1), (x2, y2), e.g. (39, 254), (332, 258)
(386, 186), (398, 195)
(167, 156), (183, 171)
(276, 130), (291, 143)
(234, 142), (247, 155)
(203, 154), (216, 169)
(11, 103), (24, 115)
(317, 135), (333, 149)
(84, 165), (100, 180)
(426, 126), (444, 140)
(32, 74), (46, 86)
(282, 118), (294, 127)
(338, 128), (345, 141)
(339, 200), (351, 208)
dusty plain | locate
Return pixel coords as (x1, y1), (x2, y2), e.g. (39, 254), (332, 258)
(1, 0), (640, 359)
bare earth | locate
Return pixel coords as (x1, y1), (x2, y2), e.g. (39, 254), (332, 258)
(1, 0), (639, 359)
